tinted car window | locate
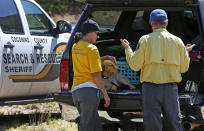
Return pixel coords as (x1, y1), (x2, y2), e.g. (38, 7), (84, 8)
(0, 0), (23, 34)
(199, 0), (204, 35)
(132, 11), (150, 32)
(132, 10), (199, 44)
(98, 44), (125, 59)
(97, 9), (200, 57)
(21, 0), (52, 36)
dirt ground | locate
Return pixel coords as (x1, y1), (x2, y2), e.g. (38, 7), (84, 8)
(1, 103), (204, 131)
(0, 102), (144, 131)
(0, 102), (126, 131)
(52, 12), (80, 23)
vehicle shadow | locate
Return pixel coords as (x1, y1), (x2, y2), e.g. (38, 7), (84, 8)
(69, 116), (144, 131)
(69, 115), (204, 131)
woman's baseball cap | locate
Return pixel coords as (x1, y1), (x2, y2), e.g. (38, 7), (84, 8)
(81, 19), (100, 35)
(149, 9), (168, 22)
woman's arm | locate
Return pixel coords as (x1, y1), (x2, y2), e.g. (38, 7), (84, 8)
(92, 72), (110, 107)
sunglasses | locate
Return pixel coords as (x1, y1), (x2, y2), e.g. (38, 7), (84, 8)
(95, 31), (99, 36)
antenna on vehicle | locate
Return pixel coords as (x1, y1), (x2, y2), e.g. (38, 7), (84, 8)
(82, 8), (93, 19)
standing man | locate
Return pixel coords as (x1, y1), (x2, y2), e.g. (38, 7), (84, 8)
(71, 19), (111, 131)
(121, 9), (195, 131)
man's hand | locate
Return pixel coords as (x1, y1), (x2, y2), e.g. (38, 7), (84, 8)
(120, 39), (130, 49)
(186, 44), (196, 52)
(103, 93), (110, 107)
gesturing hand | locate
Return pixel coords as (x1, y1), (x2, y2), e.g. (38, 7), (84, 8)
(186, 44), (196, 52)
(120, 39), (130, 49)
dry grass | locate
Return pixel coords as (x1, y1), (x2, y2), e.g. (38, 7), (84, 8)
(0, 102), (60, 115)
(7, 119), (78, 131)
(1, 102), (204, 131)
(0, 102), (78, 131)
(52, 13), (80, 23)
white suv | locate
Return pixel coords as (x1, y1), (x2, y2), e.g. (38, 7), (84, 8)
(0, 0), (72, 100)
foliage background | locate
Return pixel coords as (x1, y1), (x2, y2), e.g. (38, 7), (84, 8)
(35, 0), (74, 15)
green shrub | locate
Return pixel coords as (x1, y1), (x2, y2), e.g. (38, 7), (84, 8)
(36, 0), (73, 14)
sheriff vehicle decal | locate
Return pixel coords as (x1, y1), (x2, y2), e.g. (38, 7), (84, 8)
(11, 36), (30, 43)
(8, 44), (66, 82)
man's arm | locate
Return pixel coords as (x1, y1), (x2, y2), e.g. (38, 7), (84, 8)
(120, 39), (145, 71)
(92, 72), (110, 107)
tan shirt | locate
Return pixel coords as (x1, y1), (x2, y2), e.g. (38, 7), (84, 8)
(125, 28), (190, 84)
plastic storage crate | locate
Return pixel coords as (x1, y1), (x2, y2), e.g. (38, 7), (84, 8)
(117, 61), (140, 85)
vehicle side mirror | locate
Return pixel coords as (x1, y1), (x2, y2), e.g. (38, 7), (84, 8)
(56, 20), (72, 34)
(0, 26), (3, 35)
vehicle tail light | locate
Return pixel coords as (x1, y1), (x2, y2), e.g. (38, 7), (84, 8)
(60, 60), (70, 91)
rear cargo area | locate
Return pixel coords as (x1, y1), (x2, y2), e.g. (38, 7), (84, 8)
(92, 9), (204, 95)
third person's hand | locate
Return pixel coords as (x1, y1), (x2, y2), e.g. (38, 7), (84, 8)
(186, 44), (196, 52)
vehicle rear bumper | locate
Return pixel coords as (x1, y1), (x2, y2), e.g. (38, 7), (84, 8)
(54, 90), (202, 112)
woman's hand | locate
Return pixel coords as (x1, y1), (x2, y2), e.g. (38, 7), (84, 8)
(103, 93), (110, 107)
(92, 72), (110, 107)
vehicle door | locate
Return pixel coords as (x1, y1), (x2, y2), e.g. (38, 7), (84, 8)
(0, 0), (33, 97)
(199, 0), (204, 41)
(20, 0), (62, 95)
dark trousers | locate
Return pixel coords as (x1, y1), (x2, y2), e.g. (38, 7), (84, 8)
(72, 87), (102, 131)
(142, 82), (183, 131)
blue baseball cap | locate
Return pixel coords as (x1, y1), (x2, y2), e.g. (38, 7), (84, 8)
(81, 19), (100, 35)
(149, 9), (168, 22)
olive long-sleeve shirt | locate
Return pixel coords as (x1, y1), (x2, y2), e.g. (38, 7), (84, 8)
(125, 28), (190, 84)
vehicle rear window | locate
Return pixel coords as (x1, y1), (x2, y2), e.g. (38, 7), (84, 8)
(92, 11), (122, 33)
(0, 0), (23, 34)
(96, 9), (200, 57)
(132, 10), (199, 44)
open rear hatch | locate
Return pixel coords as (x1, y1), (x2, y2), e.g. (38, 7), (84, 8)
(86, 0), (196, 6)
